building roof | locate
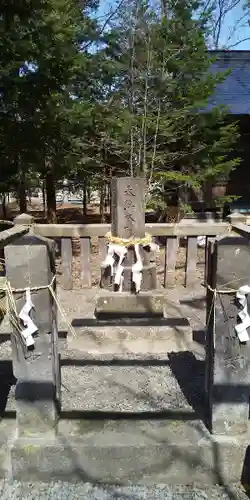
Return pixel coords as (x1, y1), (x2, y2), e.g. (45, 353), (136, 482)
(208, 50), (250, 115)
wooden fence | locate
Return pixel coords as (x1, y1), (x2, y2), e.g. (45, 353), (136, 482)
(1, 217), (247, 289)
(27, 221), (230, 289)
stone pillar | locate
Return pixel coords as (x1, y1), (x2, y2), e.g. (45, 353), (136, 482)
(4, 214), (60, 437)
(101, 177), (157, 292)
(206, 233), (250, 435)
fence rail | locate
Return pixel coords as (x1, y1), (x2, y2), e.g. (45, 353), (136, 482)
(3, 216), (244, 289)
(29, 221), (230, 290)
(32, 222), (230, 238)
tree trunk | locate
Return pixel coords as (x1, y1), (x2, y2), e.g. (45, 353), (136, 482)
(18, 169), (27, 213)
(100, 183), (105, 223)
(42, 181), (46, 218)
(104, 182), (109, 212)
(107, 182), (111, 215)
(46, 171), (57, 223)
(87, 185), (91, 204)
(82, 179), (87, 217)
(1, 195), (7, 219)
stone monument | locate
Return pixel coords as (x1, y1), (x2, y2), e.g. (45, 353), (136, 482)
(97, 177), (164, 317)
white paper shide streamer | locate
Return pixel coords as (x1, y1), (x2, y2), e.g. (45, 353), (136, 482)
(235, 285), (250, 342)
(102, 240), (159, 293)
(19, 289), (38, 346)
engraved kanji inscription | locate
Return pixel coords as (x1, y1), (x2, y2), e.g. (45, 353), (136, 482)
(124, 198), (135, 224)
(124, 184), (136, 197)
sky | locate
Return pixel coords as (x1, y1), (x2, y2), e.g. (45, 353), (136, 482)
(96, 0), (250, 50)
(220, 1), (250, 49)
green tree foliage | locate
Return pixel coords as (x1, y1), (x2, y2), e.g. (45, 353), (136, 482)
(0, 0), (241, 219)
(0, 0), (100, 219)
(98, 0), (240, 211)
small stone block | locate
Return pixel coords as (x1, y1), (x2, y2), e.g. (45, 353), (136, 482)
(95, 292), (164, 318)
(13, 213), (34, 225)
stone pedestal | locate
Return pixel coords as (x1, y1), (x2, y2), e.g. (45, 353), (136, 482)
(206, 234), (250, 435)
(95, 291), (164, 319)
(4, 225), (60, 437)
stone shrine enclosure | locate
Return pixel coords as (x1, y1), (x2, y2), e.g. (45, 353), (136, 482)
(0, 178), (250, 488)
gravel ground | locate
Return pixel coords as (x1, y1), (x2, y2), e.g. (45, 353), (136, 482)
(0, 284), (207, 416)
(61, 360), (204, 413)
(57, 284), (206, 415)
(0, 481), (248, 500)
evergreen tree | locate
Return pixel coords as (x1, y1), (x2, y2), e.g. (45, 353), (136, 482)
(0, 0), (100, 220)
(99, 0), (240, 213)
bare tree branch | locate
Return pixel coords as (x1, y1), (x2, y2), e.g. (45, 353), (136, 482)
(204, 0), (250, 49)
(227, 36), (250, 48)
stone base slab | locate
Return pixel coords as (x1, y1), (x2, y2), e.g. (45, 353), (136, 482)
(66, 292), (193, 354)
(5, 419), (250, 485)
(67, 318), (193, 357)
(95, 291), (165, 318)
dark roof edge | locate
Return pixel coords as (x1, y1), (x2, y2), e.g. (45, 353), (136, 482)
(208, 50), (250, 54)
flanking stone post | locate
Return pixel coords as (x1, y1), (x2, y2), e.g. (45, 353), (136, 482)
(4, 213), (60, 438)
(206, 232), (250, 435)
(98, 177), (163, 317)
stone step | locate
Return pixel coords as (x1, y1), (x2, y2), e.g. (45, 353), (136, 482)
(60, 350), (205, 414)
(7, 418), (250, 486)
(57, 288), (194, 354)
(63, 315), (194, 357)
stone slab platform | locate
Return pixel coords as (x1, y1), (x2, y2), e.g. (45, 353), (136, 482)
(2, 419), (250, 485)
(0, 288), (193, 356)
(62, 289), (193, 355)
(95, 291), (165, 317)
(66, 320), (193, 357)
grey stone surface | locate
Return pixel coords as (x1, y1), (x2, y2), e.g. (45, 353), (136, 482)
(206, 235), (250, 435)
(111, 177), (146, 239)
(4, 232), (60, 437)
(4, 233), (56, 380)
(102, 177), (157, 292)
(95, 291), (164, 317)
(15, 382), (57, 437)
(7, 419), (250, 485)
(5, 233), (56, 339)
(13, 213), (34, 226)
(65, 290), (193, 354)
(65, 323), (193, 357)
(1, 285), (250, 488)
